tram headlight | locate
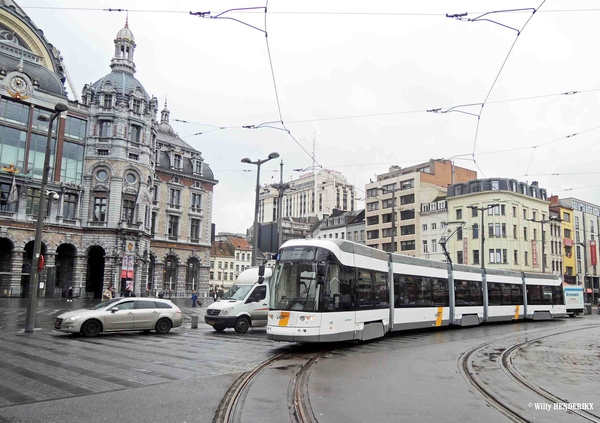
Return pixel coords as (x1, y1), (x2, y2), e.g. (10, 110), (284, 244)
(299, 315), (316, 322)
(268, 313), (273, 319)
(221, 307), (234, 316)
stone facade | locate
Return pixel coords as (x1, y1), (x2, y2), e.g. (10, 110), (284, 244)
(0, 7), (217, 299)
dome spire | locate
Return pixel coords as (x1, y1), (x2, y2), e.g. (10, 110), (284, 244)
(110, 19), (137, 74)
(161, 95), (170, 123)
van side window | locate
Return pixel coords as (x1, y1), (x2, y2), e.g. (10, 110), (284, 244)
(252, 285), (267, 301)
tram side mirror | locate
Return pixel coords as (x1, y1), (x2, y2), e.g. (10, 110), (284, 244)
(317, 264), (327, 284)
(258, 265), (265, 284)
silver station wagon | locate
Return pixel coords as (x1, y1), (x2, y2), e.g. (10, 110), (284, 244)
(54, 298), (183, 337)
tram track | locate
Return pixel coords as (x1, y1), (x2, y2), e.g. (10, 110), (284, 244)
(213, 346), (333, 423)
(459, 324), (600, 423)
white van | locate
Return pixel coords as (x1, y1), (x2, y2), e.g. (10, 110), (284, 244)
(204, 266), (272, 333)
(564, 284), (584, 316)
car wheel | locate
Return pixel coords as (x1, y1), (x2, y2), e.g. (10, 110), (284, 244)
(155, 318), (172, 334)
(213, 325), (226, 332)
(234, 317), (250, 334)
(81, 320), (102, 337)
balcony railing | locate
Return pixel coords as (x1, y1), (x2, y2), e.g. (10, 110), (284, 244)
(168, 235), (178, 241)
(168, 203), (181, 210)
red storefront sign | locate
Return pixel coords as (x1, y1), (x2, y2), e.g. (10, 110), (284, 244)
(591, 241), (597, 266)
(531, 240), (538, 267)
(563, 238), (574, 247)
(463, 238), (468, 265)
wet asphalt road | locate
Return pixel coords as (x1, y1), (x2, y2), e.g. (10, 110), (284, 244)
(0, 298), (598, 423)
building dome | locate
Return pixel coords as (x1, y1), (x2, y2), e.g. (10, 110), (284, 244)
(90, 71), (149, 100)
(116, 25), (135, 43)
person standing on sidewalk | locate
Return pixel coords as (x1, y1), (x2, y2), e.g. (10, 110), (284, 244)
(67, 286), (73, 302)
(191, 290), (198, 308)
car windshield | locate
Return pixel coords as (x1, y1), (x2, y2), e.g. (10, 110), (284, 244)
(89, 298), (120, 310)
(222, 284), (253, 300)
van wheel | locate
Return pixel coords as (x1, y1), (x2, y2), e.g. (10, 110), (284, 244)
(234, 317), (250, 334)
(213, 325), (226, 332)
(81, 320), (102, 337)
(155, 318), (172, 334)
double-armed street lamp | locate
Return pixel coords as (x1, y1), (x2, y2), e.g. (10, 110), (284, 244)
(467, 203), (500, 272)
(376, 186), (402, 253)
(242, 152), (279, 267)
(25, 102), (69, 333)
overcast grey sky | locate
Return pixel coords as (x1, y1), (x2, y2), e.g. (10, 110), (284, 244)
(21, 0), (600, 233)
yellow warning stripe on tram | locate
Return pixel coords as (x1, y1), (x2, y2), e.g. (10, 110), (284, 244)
(435, 306), (443, 326)
(278, 311), (290, 326)
(514, 305), (520, 320)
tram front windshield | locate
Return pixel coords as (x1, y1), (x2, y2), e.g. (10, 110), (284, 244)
(271, 246), (320, 312)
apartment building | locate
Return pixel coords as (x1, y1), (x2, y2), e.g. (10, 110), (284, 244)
(313, 209), (365, 243)
(364, 160), (476, 255)
(259, 169), (356, 223)
(558, 197), (600, 303)
(447, 179), (549, 272)
(419, 198), (448, 262)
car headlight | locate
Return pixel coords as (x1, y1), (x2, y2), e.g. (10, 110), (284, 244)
(67, 315), (81, 322)
(221, 307), (234, 316)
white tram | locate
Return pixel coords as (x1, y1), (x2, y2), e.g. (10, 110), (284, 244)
(267, 239), (566, 343)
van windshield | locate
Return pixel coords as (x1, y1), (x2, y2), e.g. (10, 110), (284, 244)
(222, 284), (253, 300)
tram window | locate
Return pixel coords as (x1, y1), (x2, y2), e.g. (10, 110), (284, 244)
(394, 274), (417, 307)
(373, 271), (389, 308)
(541, 286), (553, 304)
(511, 286), (523, 304)
(552, 286), (564, 305)
(501, 284), (512, 305)
(488, 283), (501, 305)
(455, 280), (469, 306)
(322, 264), (341, 312)
(416, 277), (433, 306)
(356, 269), (374, 308)
(470, 281), (483, 306)
(527, 285), (541, 305)
(432, 278), (448, 306)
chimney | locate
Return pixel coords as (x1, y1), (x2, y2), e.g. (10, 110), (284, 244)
(531, 181), (539, 187)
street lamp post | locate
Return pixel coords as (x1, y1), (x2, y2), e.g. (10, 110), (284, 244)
(577, 241), (589, 301)
(526, 217), (557, 274)
(466, 203), (500, 271)
(25, 102), (68, 333)
(272, 159), (290, 249)
(242, 152), (279, 267)
(376, 187), (401, 253)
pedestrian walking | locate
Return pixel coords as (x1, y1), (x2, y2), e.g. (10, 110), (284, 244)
(191, 290), (198, 307)
(67, 286), (73, 302)
(213, 291), (218, 302)
(102, 287), (112, 301)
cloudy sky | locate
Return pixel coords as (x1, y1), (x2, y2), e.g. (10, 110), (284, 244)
(20, 0), (600, 233)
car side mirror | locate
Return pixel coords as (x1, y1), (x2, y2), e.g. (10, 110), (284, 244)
(258, 265), (265, 284)
(110, 307), (119, 313)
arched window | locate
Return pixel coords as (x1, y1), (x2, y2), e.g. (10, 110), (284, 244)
(186, 257), (199, 292)
(163, 256), (178, 292)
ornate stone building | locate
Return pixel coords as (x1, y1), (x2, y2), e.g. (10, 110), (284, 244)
(0, 2), (217, 299)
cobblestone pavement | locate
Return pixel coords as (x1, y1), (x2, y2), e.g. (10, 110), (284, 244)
(0, 298), (281, 410)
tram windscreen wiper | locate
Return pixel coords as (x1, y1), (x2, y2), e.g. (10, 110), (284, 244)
(286, 284), (311, 310)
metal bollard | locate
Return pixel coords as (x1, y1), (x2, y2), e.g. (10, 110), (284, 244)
(191, 315), (199, 329)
